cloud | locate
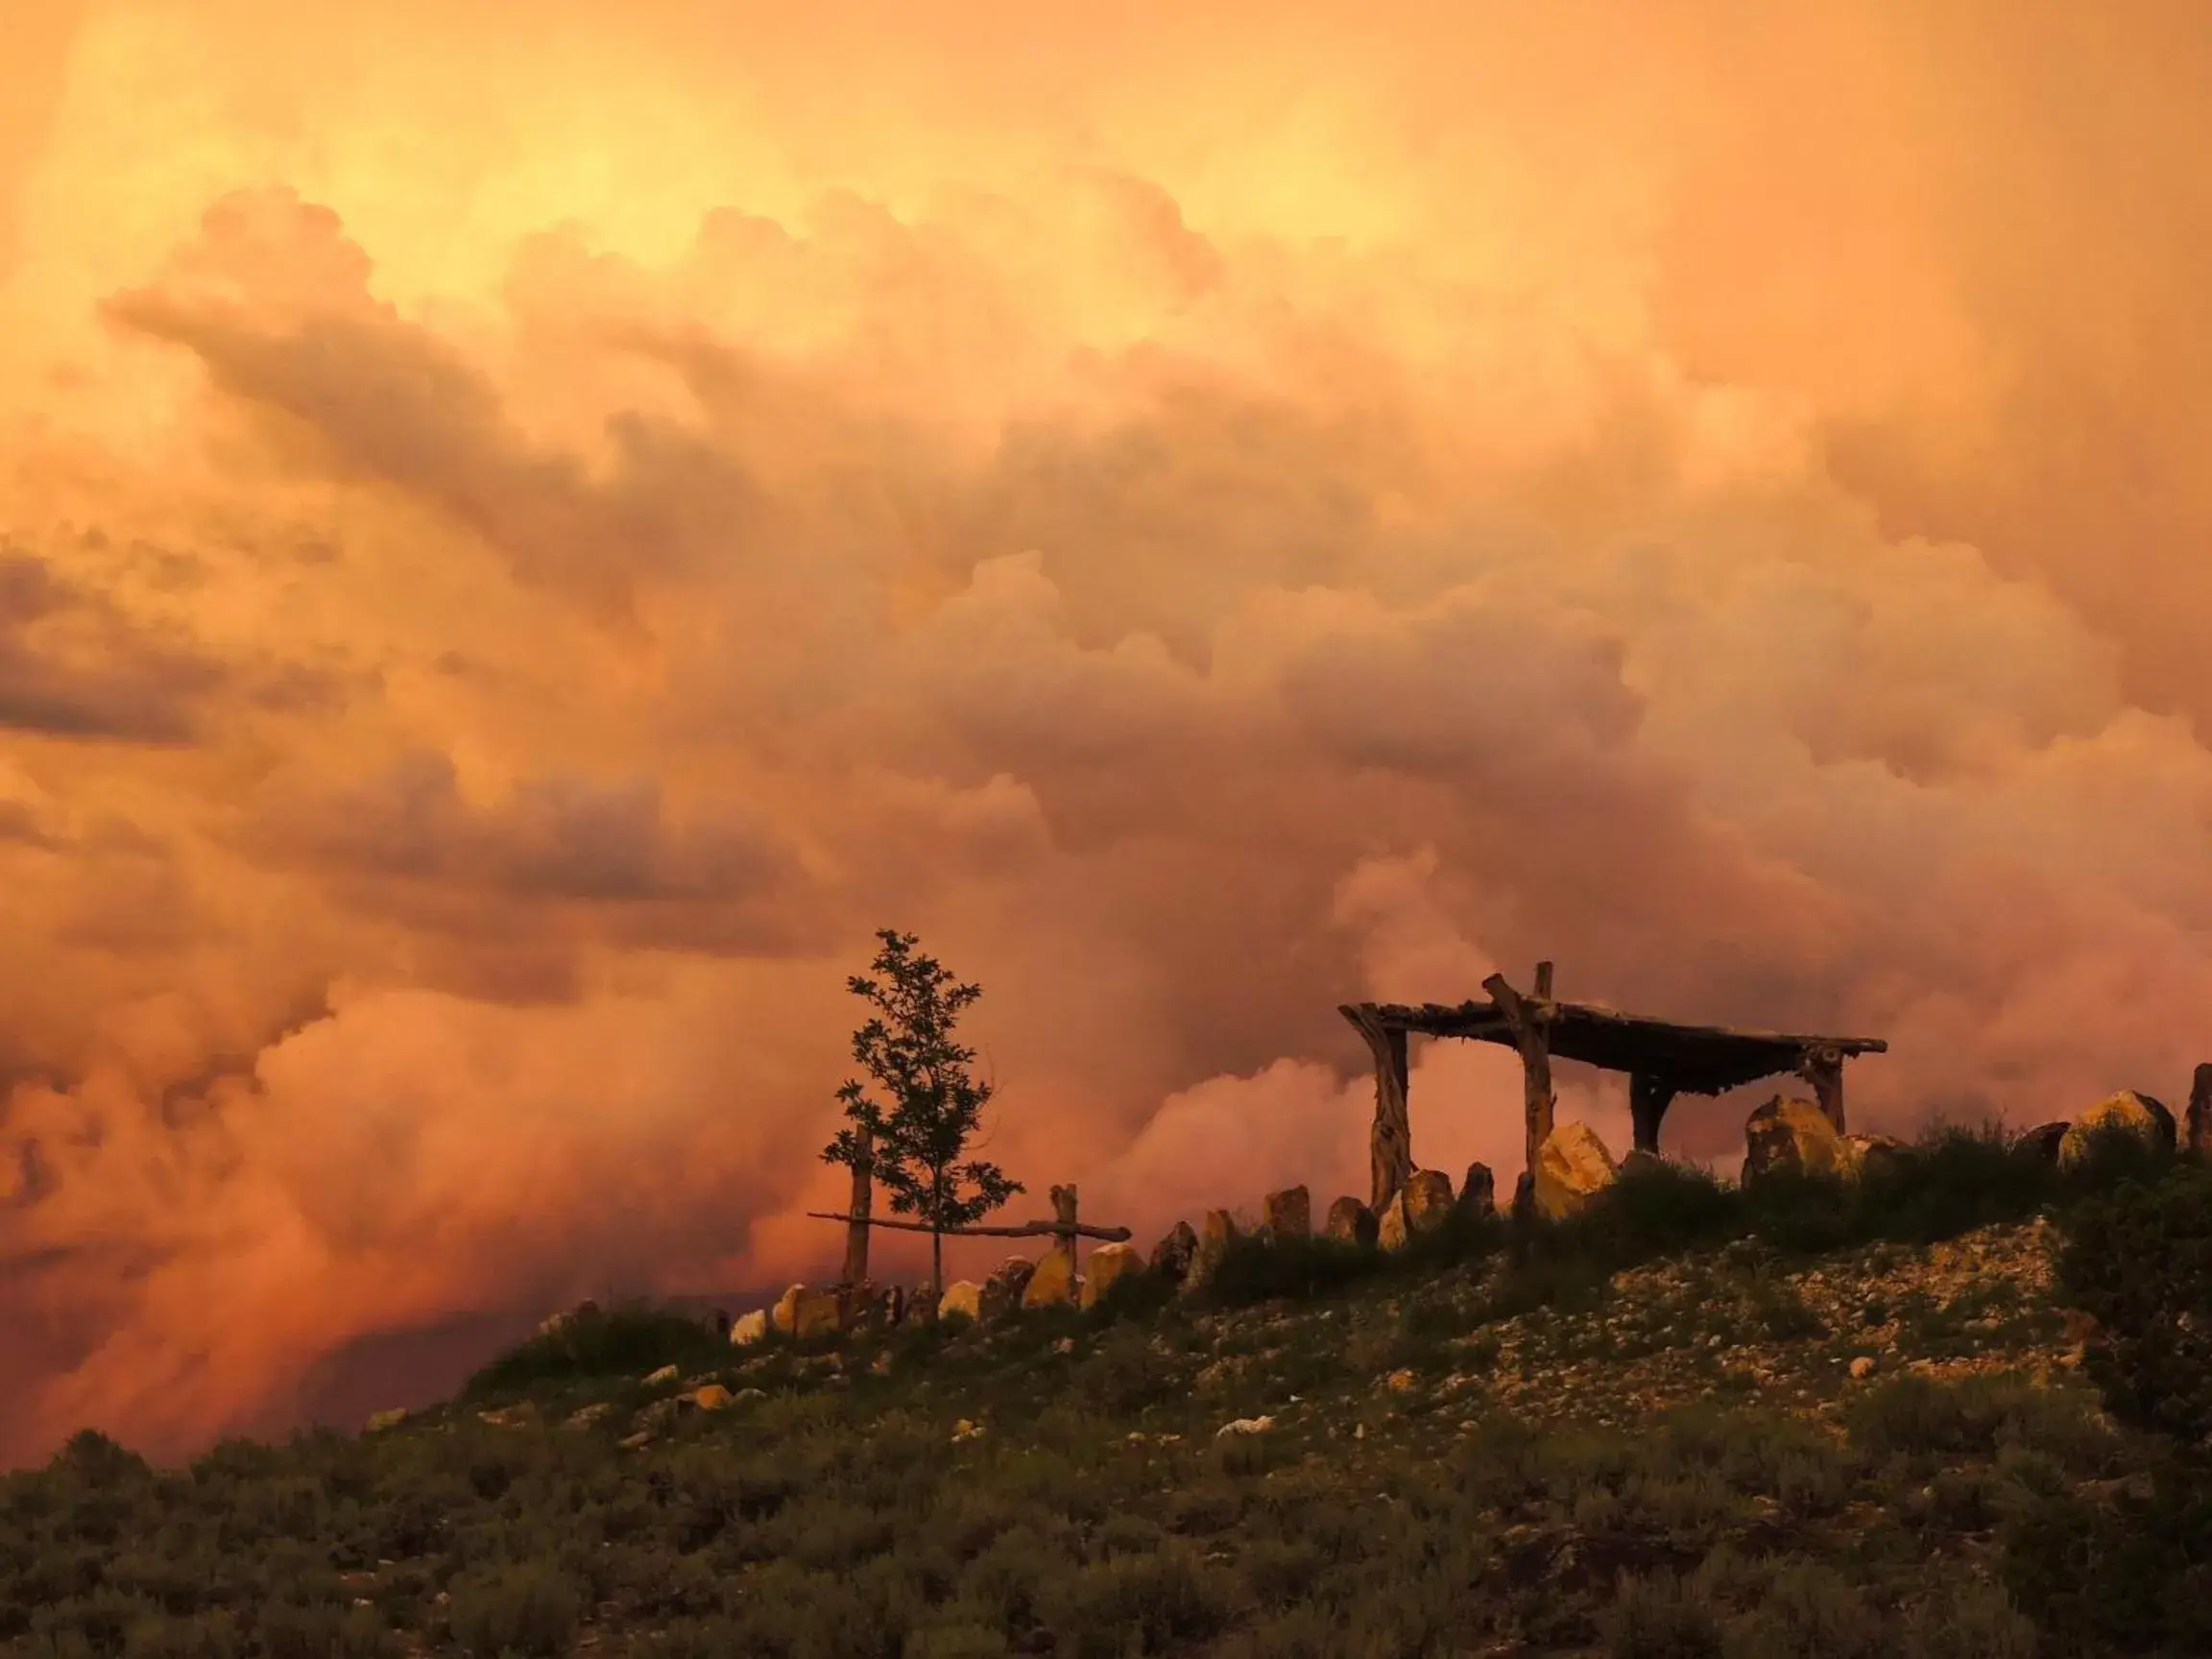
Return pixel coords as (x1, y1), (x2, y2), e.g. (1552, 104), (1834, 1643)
(5, 0), (2212, 1466)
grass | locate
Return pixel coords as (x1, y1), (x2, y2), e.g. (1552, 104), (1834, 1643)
(2, 1116), (2202, 1657)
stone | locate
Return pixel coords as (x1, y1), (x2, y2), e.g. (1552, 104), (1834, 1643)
(1214, 1415), (1274, 1436)
(2059, 1090), (2177, 1168)
(686, 1384), (733, 1412)
(1848, 1357), (1876, 1380)
(1022, 1248), (1078, 1310)
(769, 1284), (807, 1334)
(1149, 1221), (1198, 1283)
(1458, 1163), (1496, 1217)
(1511, 1170), (1537, 1221)
(728, 1309), (769, 1347)
(1403, 1169), (1455, 1234)
(1534, 1122), (1619, 1219)
(1262, 1185), (1311, 1239)
(644, 1364), (679, 1386)
(938, 1280), (984, 1322)
(979, 1257), (1037, 1322)
(1842, 1132), (1911, 1180)
(617, 1431), (653, 1452)
(790, 1287), (843, 1340)
(536, 1299), (599, 1338)
(2013, 1121), (2071, 1164)
(1325, 1195), (1378, 1246)
(1618, 1148), (1664, 1180)
(836, 1281), (898, 1332)
(1743, 1096), (1852, 1184)
(562, 1402), (616, 1431)
(1183, 1210), (1239, 1292)
(1079, 1241), (1144, 1310)
(951, 1418), (986, 1442)
(364, 1407), (408, 1433)
(908, 1285), (940, 1326)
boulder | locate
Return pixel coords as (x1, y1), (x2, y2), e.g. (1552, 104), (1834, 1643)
(790, 1287), (843, 1340)
(644, 1364), (680, 1386)
(1183, 1210), (1239, 1293)
(908, 1285), (941, 1326)
(1022, 1248), (1078, 1310)
(729, 1309), (769, 1347)
(1404, 1169), (1455, 1233)
(1842, 1132), (1911, 1180)
(1618, 1148), (1664, 1180)
(1534, 1121), (1619, 1219)
(1079, 1241), (1144, 1310)
(1511, 1170), (1537, 1221)
(1149, 1220), (1198, 1283)
(2012, 1121), (2071, 1165)
(836, 1281), (899, 1332)
(769, 1284), (807, 1335)
(364, 1407), (408, 1433)
(2059, 1090), (2177, 1168)
(1743, 1096), (1851, 1184)
(939, 1281), (983, 1322)
(1377, 1190), (1411, 1252)
(687, 1384), (733, 1412)
(1324, 1195), (1378, 1246)
(1262, 1185), (1311, 1240)
(1458, 1162), (1496, 1218)
(536, 1299), (599, 1338)
(980, 1256), (1037, 1322)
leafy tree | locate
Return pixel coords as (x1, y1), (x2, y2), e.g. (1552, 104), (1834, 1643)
(823, 928), (1023, 1298)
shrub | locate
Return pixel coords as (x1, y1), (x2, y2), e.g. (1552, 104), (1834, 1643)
(1599, 1569), (1724, 1658)
(444, 1560), (582, 1658)
(460, 1303), (727, 1404)
(2053, 1160), (2212, 1452)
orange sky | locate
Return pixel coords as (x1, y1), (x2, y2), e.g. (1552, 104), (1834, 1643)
(6, 0), (2212, 1465)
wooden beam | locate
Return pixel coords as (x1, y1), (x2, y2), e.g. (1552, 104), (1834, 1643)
(805, 1212), (1133, 1242)
(1629, 1072), (1676, 1155)
(1048, 1184), (1080, 1267)
(1341, 1003), (1413, 1212)
(1482, 972), (1556, 1179)
(1798, 1044), (1846, 1135)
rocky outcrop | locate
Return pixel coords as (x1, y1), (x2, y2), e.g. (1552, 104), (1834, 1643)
(1262, 1185), (1310, 1240)
(1148, 1221), (1198, 1285)
(939, 1281), (984, 1322)
(2059, 1090), (2177, 1168)
(1022, 1249), (1078, 1310)
(790, 1287), (843, 1340)
(2012, 1121), (2071, 1165)
(1743, 1096), (1852, 1183)
(1079, 1241), (1143, 1310)
(1325, 1195), (1378, 1246)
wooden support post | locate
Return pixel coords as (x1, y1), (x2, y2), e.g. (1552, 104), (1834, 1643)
(1482, 971), (1556, 1182)
(1629, 1072), (1676, 1155)
(1049, 1184), (1080, 1271)
(1799, 1045), (1846, 1135)
(1340, 1003), (1413, 1213)
(840, 1125), (874, 1286)
(2189, 1064), (2212, 1160)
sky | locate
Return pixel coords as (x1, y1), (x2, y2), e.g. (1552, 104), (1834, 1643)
(5, 0), (2212, 1466)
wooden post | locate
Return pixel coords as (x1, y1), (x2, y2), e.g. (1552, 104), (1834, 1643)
(1482, 970), (1556, 1182)
(2188, 1064), (2212, 1159)
(1341, 1004), (1413, 1213)
(840, 1125), (874, 1286)
(1799, 1045), (1846, 1135)
(1049, 1184), (1080, 1272)
(1629, 1072), (1676, 1155)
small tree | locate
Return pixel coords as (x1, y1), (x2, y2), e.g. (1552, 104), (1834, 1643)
(822, 928), (1023, 1299)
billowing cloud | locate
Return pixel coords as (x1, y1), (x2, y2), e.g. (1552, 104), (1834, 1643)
(4, 0), (2212, 1465)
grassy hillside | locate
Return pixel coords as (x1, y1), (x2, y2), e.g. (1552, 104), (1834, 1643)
(6, 1122), (2209, 1658)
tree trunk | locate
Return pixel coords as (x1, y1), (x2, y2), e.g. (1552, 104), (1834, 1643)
(841, 1126), (873, 1285)
(931, 1227), (944, 1300)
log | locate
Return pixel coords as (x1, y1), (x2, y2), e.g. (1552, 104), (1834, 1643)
(1629, 1072), (1676, 1155)
(1341, 1003), (1413, 1213)
(1482, 972), (1556, 1179)
(1048, 1184), (1080, 1265)
(803, 1212), (1133, 1242)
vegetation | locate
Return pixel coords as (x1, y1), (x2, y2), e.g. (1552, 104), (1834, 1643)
(823, 929), (1023, 1295)
(5, 1113), (2206, 1657)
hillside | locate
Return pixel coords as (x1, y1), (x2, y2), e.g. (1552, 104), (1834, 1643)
(6, 1123), (2210, 1659)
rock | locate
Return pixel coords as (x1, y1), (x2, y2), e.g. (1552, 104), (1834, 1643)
(1534, 1122), (1619, 1219)
(562, 1402), (616, 1431)
(1404, 1169), (1455, 1233)
(1183, 1210), (1239, 1292)
(617, 1431), (652, 1452)
(2059, 1090), (2177, 1168)
(1262, 1186), (1311, 1239)
(536, 1299), (599, 1338)
(1325, 1195), (1379, 1246)
(1511, 1170), (1537, 1221)
(1384, 1368), (1418, 1393)
(686, 1384), (733, 1411)
(1842, 1132), (1911, 1180)
(1149, 1221), (1198, 1283)
(2014, 1120), (2071, 1164)
(1848, 1357), (1876, 1380)
(789, 1287), (843, 1340)
(729, 1309), (769, 1347)
(1458, 1163), (1496, 1217)
(769, 1284), (807, 1334)
(733, 1387), (766, 1405)
(476, 1404), (539, 1429)
(1053, 1336), (1076, 1355)
(1022, 1249), (1078, 1310)
(938, 1280), (984, 1322)
(363, 1408), (408, 1434)
(1079, 1241), (1144, 1310)
(644, 1364), (680, 1386)
(1743, 1096), (1852, 1184)
(980, 1257), (1037, 1322)
(908, 1285), (941, 1326)
(836, 1281), (899, 1332)
(950, 1418), (986, 1442)
(1214, 1415), (1275, 1437)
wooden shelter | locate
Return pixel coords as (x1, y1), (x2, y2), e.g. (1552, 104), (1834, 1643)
(1341, 962), (1887, 1212)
